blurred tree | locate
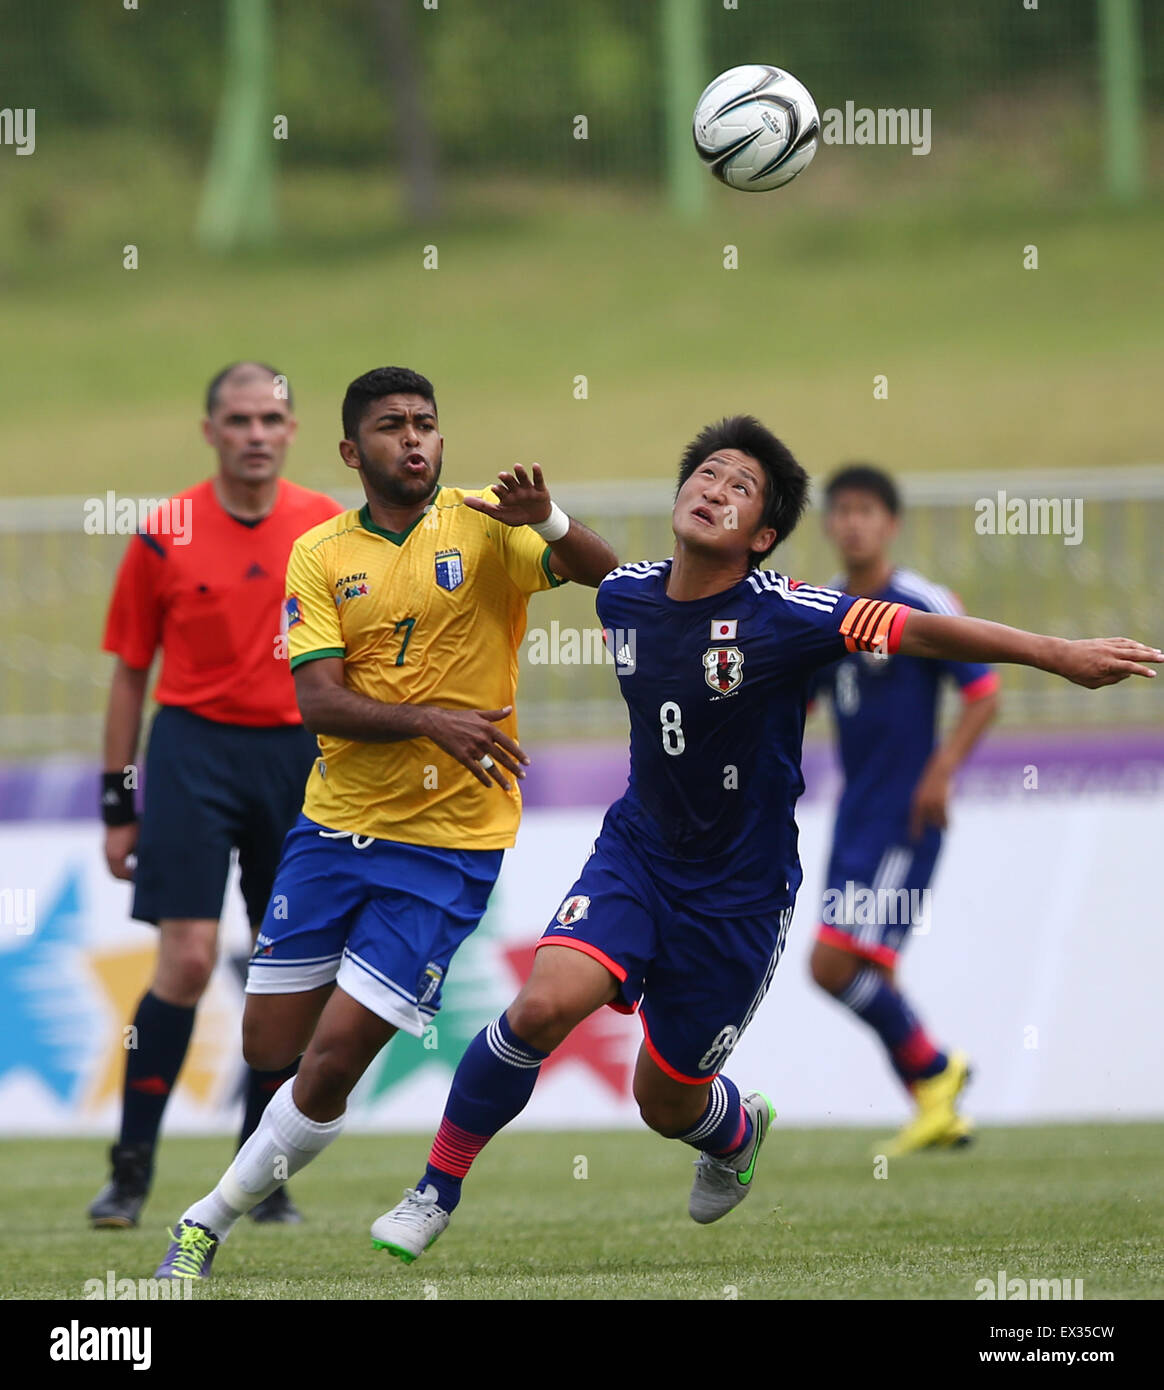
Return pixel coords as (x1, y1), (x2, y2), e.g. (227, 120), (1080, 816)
(196, 0), (276, 251)
(374, 0), (441, 221)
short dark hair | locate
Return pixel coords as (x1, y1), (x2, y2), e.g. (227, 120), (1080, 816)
(342, 367), (437, 440)
(824, 464), (901, 516)
(676, 415), (809, 568)
(205, 362), (291, 416)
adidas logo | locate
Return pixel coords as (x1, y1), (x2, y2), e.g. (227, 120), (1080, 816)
(245, 562), (268, 580)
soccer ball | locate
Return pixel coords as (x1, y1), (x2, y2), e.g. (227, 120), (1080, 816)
(692, 64), (820, 192)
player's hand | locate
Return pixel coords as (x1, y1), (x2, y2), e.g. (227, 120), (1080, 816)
(104, 823), (138, 881)
(463, 464), (553, 529)
(420, 705), (530, 790)
(909, 762), (950, 841)
(1047, 637), (1163, 689)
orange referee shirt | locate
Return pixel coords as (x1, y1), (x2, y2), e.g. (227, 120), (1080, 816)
(102, 478), (342, 727)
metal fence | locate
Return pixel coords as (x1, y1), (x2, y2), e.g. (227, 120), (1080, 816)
(1, 466), (1161, 761)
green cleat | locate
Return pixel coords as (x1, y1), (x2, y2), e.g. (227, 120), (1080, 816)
(154, 1220), (219, 1280)
(688, 1090), (776, 1225)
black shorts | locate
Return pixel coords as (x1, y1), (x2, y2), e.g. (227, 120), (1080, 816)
(132, 706), (319, 927)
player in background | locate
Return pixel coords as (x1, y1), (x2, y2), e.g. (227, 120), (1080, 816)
(806, 466), (999, 1154)
(153, 366), (617, 1280)
(365, 416), (1159, 1264)
(91, 363), (342, 1229)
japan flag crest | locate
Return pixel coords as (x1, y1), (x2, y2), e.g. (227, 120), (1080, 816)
(703, 646), (744, 694)
(710, 618), (737, 640)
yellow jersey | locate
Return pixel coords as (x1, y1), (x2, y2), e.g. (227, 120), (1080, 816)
(283, 487), (564, 849)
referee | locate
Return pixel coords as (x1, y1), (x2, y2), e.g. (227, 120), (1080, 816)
(91, 362), (341, 1228)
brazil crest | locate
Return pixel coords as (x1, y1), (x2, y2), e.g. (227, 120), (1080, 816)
(434, 549), (464, 592)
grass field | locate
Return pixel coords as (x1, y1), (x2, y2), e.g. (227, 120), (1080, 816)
(3, 1124), (1160, 1300)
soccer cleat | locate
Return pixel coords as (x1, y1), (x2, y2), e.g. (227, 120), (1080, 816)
(370, 1184), (451, 1263)
(154, 1221), (219, 1280)
(883, 1051), (973, 1157)
(249, 1186), (303, 1224)
(688, 1091), (776, 1225)
(88, 1143), (153, 1229)
(936, 1114), (975, 1148)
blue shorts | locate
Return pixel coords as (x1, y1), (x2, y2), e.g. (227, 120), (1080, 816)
(537, 821), (793, 1084)
(133, 706), (319, 926)
(818, 829), (942, 964)
(245, 815), (502, 1035)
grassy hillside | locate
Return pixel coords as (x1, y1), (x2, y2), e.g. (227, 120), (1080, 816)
(3, 152), (1161, 752)
(2, 159), (1161, 501)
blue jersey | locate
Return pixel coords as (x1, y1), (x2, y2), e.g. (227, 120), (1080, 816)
(595, 560), (911, 915)
(810, 567), (998, 851)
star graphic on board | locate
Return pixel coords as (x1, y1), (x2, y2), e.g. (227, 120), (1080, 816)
(0, 868), (95, 1101)
(86, 945), (234, 1109)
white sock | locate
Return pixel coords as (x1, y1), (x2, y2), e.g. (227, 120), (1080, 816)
(181, 1078), (344, 1240)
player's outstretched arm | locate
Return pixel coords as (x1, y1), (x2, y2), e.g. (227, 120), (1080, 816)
(464, 463), (617, 586)
(898, 611), (1162, 689)
(293, 658), (528, 790)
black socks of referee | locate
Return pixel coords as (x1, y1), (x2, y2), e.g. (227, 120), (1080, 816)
(119, 990), (300, 1188)
(120, 990), (196, 1148)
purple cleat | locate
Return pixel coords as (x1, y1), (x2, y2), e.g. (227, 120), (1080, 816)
(154, 1221), (219, 1281)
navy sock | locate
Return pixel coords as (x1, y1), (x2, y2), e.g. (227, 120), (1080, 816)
(839, 968), (947, 1084)
(239, 1058), (300, 1151)
(420, 1014), (547, 1212)
(119, 991), (196, 1147)
(674, 1075), (753, 1156)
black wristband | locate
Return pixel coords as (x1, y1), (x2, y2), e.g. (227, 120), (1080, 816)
(101, 771), (137, 827)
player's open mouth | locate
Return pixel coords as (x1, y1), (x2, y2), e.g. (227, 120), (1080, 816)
(402, 453), (428, 473)
(691, 506), (715, 526)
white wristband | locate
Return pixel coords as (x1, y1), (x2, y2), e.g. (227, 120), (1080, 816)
(530, 500), (570, 543)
